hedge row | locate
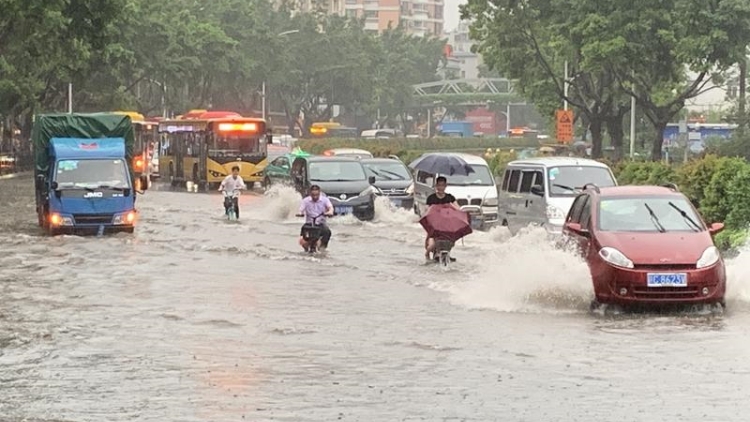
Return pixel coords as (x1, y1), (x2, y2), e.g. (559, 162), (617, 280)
(297, 137), (539, 161)
(609, 155), (750, 251)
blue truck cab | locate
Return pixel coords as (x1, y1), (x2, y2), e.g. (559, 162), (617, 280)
(32, 113), (148, 235)
(438, 121), (474, 138)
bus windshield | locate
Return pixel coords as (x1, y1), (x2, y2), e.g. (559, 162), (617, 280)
(210, 135), (261, 157)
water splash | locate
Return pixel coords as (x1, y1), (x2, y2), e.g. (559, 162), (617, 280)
(446, 226), (592, 313)
(255, 185), (302, 220)
(372, 196), (418, 225)
(724, 245), (750, 307)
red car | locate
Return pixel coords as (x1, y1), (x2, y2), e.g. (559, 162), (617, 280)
(562, 184), (726, 309)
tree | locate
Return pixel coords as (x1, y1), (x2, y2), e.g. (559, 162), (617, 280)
(461, 0), (631, 158)
(574, 0), (750, 160)
(0, 0), (128, 130)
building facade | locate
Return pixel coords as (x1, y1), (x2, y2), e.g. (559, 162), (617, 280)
(277, 0), (346, 15)
(344, 0), (444, 36)
(444, 21), (481, 80)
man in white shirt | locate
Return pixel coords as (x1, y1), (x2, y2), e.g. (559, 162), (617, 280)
(219, 165), (246, 217)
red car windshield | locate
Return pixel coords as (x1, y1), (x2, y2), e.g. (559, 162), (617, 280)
(598, 196), (705, 232)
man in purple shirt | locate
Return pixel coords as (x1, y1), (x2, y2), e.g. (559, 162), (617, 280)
(296, 185), (334, 251)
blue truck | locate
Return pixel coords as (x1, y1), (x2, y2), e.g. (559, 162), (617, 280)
(32, 113), (149, 235)
(438, 121), (475, 138)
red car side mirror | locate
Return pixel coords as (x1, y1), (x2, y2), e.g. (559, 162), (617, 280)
(564, 222), (590, 237)
(708, 222), (724, 235)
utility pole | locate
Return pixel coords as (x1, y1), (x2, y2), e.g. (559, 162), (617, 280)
(563, 61), (569, 110)
(68, 84), (73, 113)
(629, 95), (636, 158)
(261, 82), (267, 121)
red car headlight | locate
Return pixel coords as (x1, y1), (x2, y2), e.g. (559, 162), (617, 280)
(599, 247), (634, 269)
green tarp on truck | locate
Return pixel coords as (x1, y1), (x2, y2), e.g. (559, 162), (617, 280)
(31, 113), (135, 177)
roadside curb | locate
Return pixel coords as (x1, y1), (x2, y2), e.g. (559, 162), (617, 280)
(0, 171), (32, 180)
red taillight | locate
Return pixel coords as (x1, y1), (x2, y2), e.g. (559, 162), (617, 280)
(134, 158), (144, 170)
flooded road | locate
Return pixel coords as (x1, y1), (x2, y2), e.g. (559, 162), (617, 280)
(2, 175), (750, 421)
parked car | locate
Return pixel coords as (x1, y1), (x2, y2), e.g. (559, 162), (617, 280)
(562, 183), (726, 309)
(360, 157), (414, 209)
(412, 152), (499, 230)
(498, 157), (617, 235)
(290, 155), (377, 220)
(322, 148), (373, 159)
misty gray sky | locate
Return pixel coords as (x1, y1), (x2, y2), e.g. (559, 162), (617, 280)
(444, 0), (466, 32)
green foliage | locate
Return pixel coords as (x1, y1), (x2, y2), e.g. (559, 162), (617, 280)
(700, 157), (748, 224)
(0, 0), (446, 136)
(674, 155), (723, 206)
(615, 161), (677, 185)
(487, 150), (518, 176)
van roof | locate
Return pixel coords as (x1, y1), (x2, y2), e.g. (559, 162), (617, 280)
(507, 156), (611, 168)
(415, 152), (489, 166)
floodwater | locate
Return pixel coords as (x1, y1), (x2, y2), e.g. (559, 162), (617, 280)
(2, 175), (750, 421)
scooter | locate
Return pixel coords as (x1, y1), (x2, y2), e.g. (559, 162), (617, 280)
(296, 213), (326, 254)
(433, 238), (456, 267)
(223, 189), (240, 220)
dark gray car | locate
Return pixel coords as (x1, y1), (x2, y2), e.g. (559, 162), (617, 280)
(291, 156), (377, 220)
(360, 157), (414, 210)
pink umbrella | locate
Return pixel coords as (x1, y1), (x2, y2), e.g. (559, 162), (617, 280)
(419, 204), (473, 242)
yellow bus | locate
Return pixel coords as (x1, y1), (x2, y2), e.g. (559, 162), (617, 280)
(309, 121), (359, 138)
(157, 112), (272, 189)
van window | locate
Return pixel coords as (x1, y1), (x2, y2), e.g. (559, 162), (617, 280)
(507, 169), (521, 192)
(416, 170), (434, 185)
(502, 169), (511, 191)
(519, 170), (544, 193)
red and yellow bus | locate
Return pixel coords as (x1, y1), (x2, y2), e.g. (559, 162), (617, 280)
(112, 111), (159, 188)
(157, 111), (272, 189)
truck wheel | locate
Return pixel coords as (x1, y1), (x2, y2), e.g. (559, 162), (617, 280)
(263, 177), (271, 192)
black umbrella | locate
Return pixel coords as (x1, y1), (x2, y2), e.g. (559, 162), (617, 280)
(408, 153), (475, 176)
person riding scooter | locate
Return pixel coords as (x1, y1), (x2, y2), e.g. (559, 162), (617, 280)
(296, 185), (334, 252)
(424, 176), (461, 260)
(219, 165), (246, 218)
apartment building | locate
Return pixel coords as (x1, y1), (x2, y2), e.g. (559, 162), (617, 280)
(445, 21), (481, 79)
(344, 0), (444, 36)
(276, 0), (345, 15)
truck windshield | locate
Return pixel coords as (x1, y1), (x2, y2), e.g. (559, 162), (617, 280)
(55, 159), (130, 189)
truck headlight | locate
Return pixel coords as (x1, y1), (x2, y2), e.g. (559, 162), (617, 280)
(113, 210), (137, 225)
(49, 213), (74, 226)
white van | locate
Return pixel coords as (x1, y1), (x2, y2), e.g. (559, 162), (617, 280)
(498, 157), (617, 234)
(412, 153), (499, 230)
